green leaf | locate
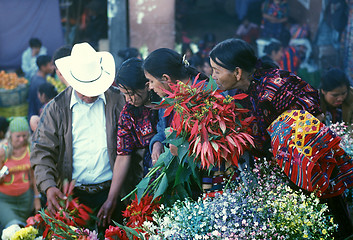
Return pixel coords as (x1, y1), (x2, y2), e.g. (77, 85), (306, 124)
(174, 164), (192, 186)
(136, 176), (151, 189)
(174, 183), (190, 199)
(153, 174), (168, 200)
(136, 176), (151, 203)
(164, 156), (180, 180)
(163, 135), (185, 147)
(178, 140), (190, 164)
(206, 76), (218, 91)
(161, 97), (174, 105)
(186, 154), (198, 178)
(157, 147), (174, 166)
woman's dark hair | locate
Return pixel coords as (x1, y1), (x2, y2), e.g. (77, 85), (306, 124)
(38, 82), (58, 101)
(115, 58), (148, 90)
(116, 58), (160, 113)
(143, 48), (207, 82)
(117, 48), (140, 61)
(209, 38), (257, 72)
(320, 68), (350, 91)
(259, 55), (279, 69)
(263, 41), (282, 56)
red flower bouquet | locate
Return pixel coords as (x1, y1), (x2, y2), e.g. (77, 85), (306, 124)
(105, 195), (160, 240)
(123, 194), (161, 228)
(28, 180), (93, 239)
(160, 76), (254, 168)
(123, 76), (255, 207)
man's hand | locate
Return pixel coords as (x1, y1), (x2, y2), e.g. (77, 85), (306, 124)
(151, 142), (164, 165)
(46, 187), (67, 216)
(97, 198), (116, 227)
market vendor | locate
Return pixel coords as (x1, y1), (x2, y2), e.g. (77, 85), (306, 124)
(30, 42), (126, 229)
(209, 38), (353, 238)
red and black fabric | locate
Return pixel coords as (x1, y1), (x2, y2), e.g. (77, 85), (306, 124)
(247, 68), (322, 151)
(267, 110), (353, 198)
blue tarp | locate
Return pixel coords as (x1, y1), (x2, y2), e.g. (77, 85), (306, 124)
(0, 0), (64, 70)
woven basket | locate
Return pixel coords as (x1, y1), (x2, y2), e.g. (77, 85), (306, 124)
(0, 84), (29, 107)
(0, 103), (28, 118)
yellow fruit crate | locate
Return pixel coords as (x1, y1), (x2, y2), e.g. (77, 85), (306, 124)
(0, 103), (28, 118)
(47, 76), (66, 93)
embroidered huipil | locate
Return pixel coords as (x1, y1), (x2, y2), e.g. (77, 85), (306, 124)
(117, 104), (157, 155)
(247, 68), (322, 150)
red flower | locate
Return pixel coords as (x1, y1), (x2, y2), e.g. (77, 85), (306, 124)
(105, 225), (129, 240)
(123, 194), (161, 228)
(27, 180), (94, 239)
(160, 76), (255, 169)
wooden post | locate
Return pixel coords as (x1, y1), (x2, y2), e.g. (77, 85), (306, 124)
(108, 0), (129, 68)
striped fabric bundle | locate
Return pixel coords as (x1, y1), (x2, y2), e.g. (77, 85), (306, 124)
(267, 109), (353, 198)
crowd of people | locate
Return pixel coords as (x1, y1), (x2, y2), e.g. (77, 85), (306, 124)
(0, 0), (353, 239)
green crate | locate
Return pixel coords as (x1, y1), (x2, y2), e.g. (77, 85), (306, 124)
(0, 85), (29, 107)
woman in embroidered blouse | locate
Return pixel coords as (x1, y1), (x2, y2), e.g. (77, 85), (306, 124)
(320, 68), (353, 126)
(97, 58), (159, 226)
(142, 48), (208, 164)
(210, 38), (322, 152)
(0, 117), (41, 230)
(210, 38), (353, 238)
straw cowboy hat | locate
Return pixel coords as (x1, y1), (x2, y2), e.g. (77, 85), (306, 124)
(55, 42), (115, 97)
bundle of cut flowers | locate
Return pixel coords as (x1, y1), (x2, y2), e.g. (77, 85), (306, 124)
(123, 76), (255, 204)
(138, 158), (337, 239)
(104, 195), (161, 240)
(1, 225), (40, 240)
(160, 76), (254, 168)
(24, 179), (95, 240)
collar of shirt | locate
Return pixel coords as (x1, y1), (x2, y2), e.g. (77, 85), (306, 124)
(70, 90), (106, 109)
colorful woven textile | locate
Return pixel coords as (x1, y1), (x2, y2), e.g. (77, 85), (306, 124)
(117, 104), (157, 155)
(248, 69), (321, 151)
(267, 110), (353, 198)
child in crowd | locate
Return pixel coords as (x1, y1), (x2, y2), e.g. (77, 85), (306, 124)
(28, 55), (54, 121)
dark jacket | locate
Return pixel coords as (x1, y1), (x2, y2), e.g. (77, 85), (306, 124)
(30, 86), (125, 194)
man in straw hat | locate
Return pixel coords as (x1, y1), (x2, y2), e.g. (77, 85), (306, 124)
(30, 42), (127, 228)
